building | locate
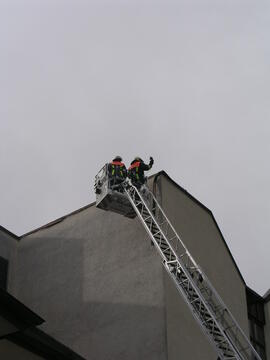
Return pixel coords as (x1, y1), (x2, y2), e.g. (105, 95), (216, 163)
(0, 226), (85, 359)
(0, 171), (269, 359)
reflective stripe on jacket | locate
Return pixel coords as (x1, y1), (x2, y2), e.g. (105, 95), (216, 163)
(128, 161), (140, 180)
(110, 161), (125, 177)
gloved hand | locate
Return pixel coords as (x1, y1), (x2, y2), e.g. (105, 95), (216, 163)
(149, 156), (154, 166)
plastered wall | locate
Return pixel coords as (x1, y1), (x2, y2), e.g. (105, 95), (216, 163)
(8, 173), (253, 360)
(157, 174), (249, 360)
(14, 205), (167, 360)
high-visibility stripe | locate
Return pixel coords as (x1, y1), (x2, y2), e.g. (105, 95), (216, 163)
(111, 161), (125, 166)
(110, 162), (125, 177)
(128, 161), (140, 171)
(128, 161), (140, 180)
(136, 166), (139, 180)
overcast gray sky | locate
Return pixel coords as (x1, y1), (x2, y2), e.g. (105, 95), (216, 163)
(0, 0), (269, 296)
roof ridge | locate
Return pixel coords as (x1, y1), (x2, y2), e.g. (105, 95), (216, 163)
(0, 225), (19, 240)
(21, 201), (96, 238)
(20, 172), (161, 238)
(154, 171), (246, 286)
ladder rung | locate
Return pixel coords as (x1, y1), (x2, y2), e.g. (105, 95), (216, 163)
(202, 317), (214, 325)
(160, 245), (170, 250)
(216, 338), (229, 345)
(177, 278), (189, 286)
(190, 297), (200, 304)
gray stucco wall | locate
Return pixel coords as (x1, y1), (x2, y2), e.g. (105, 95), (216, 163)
(12, 205), (167, 360)
(8, 172), (252, 360)
(156, 174), (250, 360)
(264, 297), (270, 360)
(0, 228), (18, 292)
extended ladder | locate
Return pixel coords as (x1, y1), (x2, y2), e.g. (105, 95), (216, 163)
(124, 183), (261, 360)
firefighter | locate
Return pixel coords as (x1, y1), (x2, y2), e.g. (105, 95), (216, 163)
(107, 156), (127, 190)
(128, 157), (154, 246)
(128, 156), (154, 189)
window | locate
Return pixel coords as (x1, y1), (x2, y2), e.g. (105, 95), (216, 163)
(0, 256), (8, 290)
(246, 288), (266, 360)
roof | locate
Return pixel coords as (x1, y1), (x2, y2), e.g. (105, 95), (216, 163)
(7, 170), (245, 285)
(153, 171), (246, 286)
(264, 288), (270, 302)
(21, 201), (96, 238)
(246, 286), (265, 302)
(20, 171), (209, 238)
(0, 225), (19, 240)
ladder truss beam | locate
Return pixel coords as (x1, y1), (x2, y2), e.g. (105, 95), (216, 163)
(123, 183), (262, 360)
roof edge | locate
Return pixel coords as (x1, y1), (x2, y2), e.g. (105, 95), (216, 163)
(20, 171), (171, 238)
(18, 169), (256, 293)
(263, 288), (270, 302)
(0, 226), (19, 240)
(21, 201), (96, 238)
(246, 286), (265, 302)
(19, 172), (160, 238)
(154, 171), (246, 286)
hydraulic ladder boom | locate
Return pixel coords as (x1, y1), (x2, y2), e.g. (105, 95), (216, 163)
(124, 183), (262, 360)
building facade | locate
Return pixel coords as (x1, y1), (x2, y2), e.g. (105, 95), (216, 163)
(0, 171), (269, 359)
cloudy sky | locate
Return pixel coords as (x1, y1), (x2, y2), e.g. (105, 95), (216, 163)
(1, 0), (269, 295)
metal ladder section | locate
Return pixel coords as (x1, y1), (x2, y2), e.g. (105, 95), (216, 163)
(124, 183), (261, 360)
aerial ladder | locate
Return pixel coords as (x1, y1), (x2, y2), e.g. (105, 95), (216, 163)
(95, 165), (262, 360)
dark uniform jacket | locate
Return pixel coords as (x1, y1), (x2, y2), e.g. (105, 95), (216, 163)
(128, 159), (153, 185)
(108, 161), (127, 179)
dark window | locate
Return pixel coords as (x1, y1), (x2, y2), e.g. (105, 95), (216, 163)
(256, 303), (265, 324)
(0, 256), (8, 290)
(246, 288), (266, 360)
